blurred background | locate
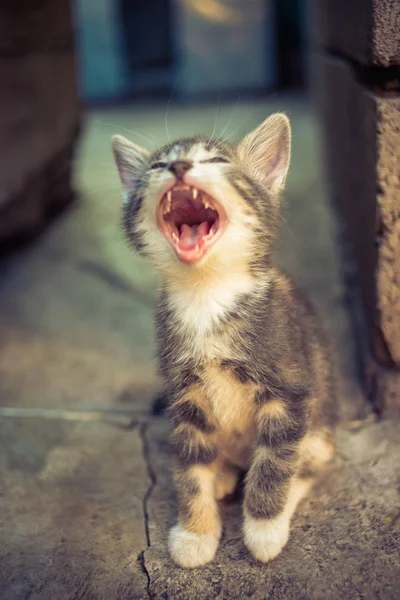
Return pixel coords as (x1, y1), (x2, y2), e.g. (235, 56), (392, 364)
(73, 0), (306, 100)
(1, 1), (399, 597)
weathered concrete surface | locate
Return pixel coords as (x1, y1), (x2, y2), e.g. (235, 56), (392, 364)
(0, 418), (151, 600)
(1, 416), (399, 600)
(144, 420), (400, 600)
(375, 97), (400, 366)
(0, 97), (398, 598)
(0, 260), (159, 410)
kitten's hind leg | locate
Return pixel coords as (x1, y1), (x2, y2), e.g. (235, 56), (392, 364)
(298, 430), (336, 477)
(214, 459), (240, 501)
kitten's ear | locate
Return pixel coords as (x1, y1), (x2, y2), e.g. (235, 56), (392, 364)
(112, 135), (149, 199)
(237, 113), (291, 192)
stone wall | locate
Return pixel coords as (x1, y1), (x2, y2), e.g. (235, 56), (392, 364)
(309, 0), (400, 416)
(0, 0), (80, 249)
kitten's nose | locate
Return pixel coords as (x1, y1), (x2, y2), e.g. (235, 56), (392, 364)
(168, 160), (192, 180)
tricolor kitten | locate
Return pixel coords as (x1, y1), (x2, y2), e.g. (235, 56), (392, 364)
(112, 114), (336, 568)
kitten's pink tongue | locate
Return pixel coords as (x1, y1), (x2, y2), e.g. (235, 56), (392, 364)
(179, 222), (210, 248)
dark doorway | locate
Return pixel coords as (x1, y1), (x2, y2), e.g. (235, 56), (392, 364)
(274, 0), (306, 89)
(119, 0), (174, 96)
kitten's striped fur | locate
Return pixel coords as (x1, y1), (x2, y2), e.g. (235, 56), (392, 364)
(113, 114), (337, 567)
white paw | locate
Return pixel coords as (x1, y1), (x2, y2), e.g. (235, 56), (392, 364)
(168, 524), (220, 568)
(243, 513), (290, 562)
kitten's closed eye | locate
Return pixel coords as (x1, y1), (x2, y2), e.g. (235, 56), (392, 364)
(201, 157), (230, 164)
(151, 158), (229, 170)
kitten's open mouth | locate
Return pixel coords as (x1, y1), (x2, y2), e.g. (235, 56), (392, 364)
(157, 185), (226, 264)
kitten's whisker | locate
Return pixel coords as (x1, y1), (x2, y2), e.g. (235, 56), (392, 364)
(143, 126), (159, 137)
(215, 98), (241, 143)
(80, 181), (121, 190)
(95, 119), (157, 146)
(79, 188), (122, 199)
(165, 83), (177, 145)
(209, 94), (221, 143)
(279, 213), (300, 243)
(81, 162), (116, 169)
(223, 123), (244, 143)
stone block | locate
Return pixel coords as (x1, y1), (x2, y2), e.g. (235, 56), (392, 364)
(312, 55), (378, 340)
(0, 2), (80, 249)
(313, 54), (400, 413)
(0, 0), (74, 56)
(0, 53), (79, 206)
(309, 0), (400, 67)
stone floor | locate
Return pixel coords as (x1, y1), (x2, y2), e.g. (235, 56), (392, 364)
(0, 96), (399, 599)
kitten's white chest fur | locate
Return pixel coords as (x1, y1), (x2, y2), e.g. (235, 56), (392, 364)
(166, 269), (257, 360)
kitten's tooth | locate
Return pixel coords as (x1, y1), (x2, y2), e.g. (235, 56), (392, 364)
(204, 198), (210, 209)
(167, 191), (172, 212)
(192, 188), (198, 200)
(172, 232), (179, 243)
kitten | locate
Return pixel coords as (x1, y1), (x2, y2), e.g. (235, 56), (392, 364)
(112, 113), (337, 568)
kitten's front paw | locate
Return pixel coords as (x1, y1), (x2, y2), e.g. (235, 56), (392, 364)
(243, 513), (290, 562)
(168, 524), (220, 568)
